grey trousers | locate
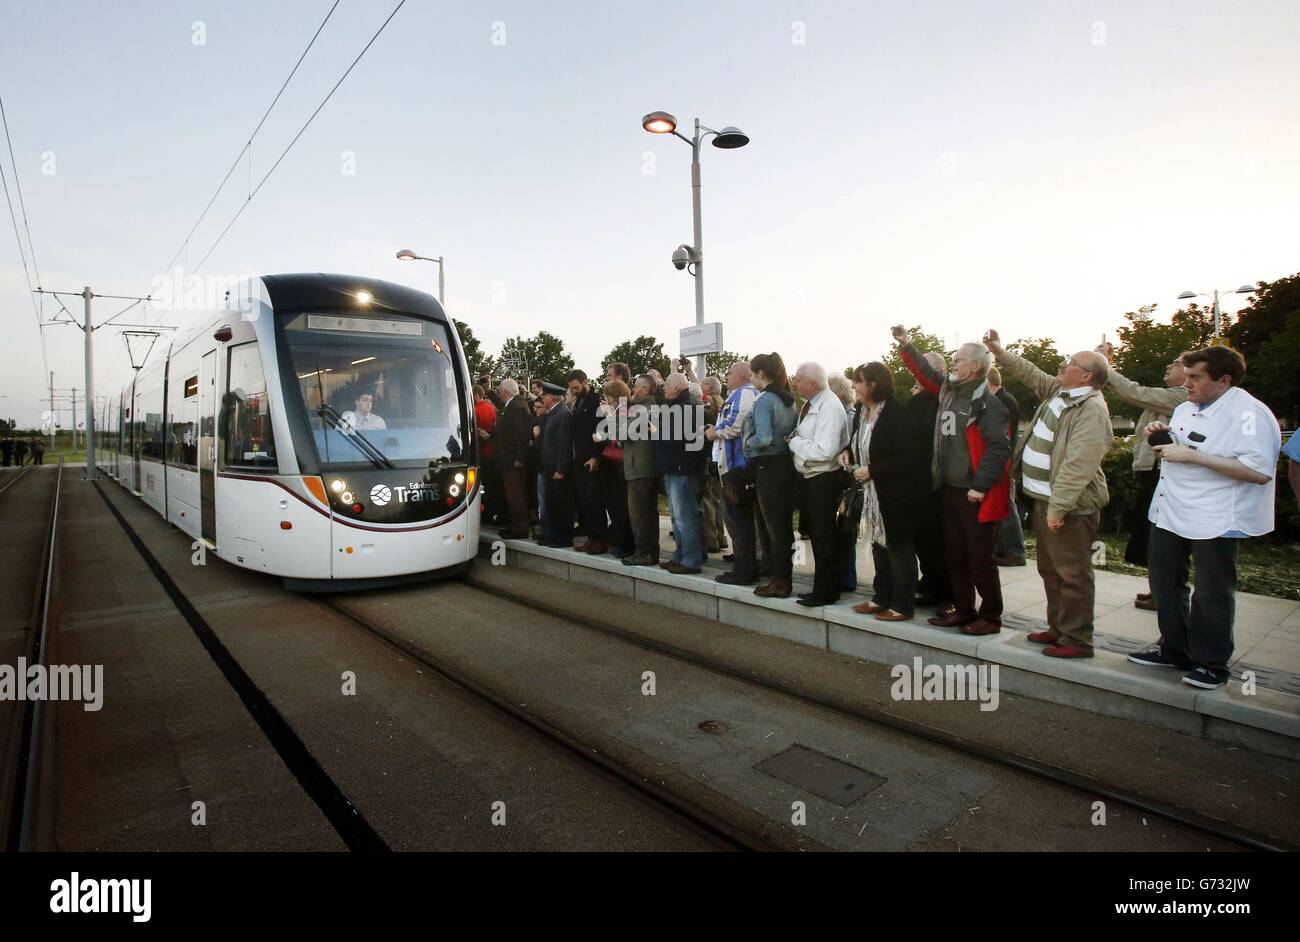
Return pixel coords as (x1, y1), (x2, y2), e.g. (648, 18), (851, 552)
(1148, 525), (1239, 671)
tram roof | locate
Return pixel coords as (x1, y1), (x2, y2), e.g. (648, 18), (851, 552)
(262, 273), (448, 321)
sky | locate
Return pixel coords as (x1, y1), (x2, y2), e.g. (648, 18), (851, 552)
(2, 0), (1298, 428)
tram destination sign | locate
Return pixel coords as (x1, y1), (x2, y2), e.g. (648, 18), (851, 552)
(307, 314), (423, 335)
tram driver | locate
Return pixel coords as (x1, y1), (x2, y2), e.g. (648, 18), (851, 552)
(341, 391), (387, 432)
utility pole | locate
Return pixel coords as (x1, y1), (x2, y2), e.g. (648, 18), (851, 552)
(69, 387), (78, 450)
(47, 371), (54, 450)
(83, 287), (95, 478)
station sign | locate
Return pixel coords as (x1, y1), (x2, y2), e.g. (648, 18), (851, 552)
(679, 322), (724, 356)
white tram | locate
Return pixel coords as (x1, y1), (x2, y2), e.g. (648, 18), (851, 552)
(97, 273), (481, 590)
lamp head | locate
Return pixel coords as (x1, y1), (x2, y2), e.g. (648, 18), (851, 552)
(642, 111), (677, 134)
(711, 126), (749, 149)
(1177, 291), (1197, 300)
(396, 249), (417, 261)
(1236, 284), (1255, 294)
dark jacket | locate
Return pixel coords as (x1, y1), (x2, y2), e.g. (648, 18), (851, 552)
(899, 342), (1011, 523)
(570, 389), (604, 464)
(493, 395), (533, 469)
(995, 387), (1021, 455)
(905, 389), (939, 470)
(845, 398), (929, 542)
(653, 391), (706, 477)
(540, 402), (573, 474)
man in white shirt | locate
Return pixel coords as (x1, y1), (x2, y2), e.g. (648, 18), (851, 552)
(341, 392), (387, 432)
(1128, 346), (1281, 689)
(789, 362), (851, 606)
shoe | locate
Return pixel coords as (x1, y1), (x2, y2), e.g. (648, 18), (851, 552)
(706, 546), (722, 555)
(658, 560), (674, 569)
(1135, 592), (1152, 602)
(754, 579), (792, 599)
(583, 541), (609, 556)
(853, 601), (886, 615)
(994, 554), (1027, 567)
(1134, 596), (1157, 611)
(797, 594), (838, 607)
(500, 529), (529, 540)
(1044, 643), (1094, 658)
(1182, 666), (1230, 689)
(548, 541), (573, 549)
(935, 604), (956, 618)
(722, 554), (736, 563)
(715, 571), (756, 585)
(927, 612), (972, 628)
(1027, 630), (1058, 645)
(874, 610), (911, 622)
(621, 554), (655, 566)
(1127, 645), (1187, 669)
(960, 619), (1001, 636)
(664, 561), (702, 575)
(612, 547), (634, 559)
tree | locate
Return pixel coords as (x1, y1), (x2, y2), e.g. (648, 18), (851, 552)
(1228, 274), (1300, 424)
(882, 326), (951, 403)
(704, 349), (750, 381)
(452, 319), (497, 382)
(498, 331), (575, 387)
(1003, 337), (1062, 416)
(601, 335), (671, 381)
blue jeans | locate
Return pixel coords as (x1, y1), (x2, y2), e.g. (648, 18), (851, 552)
(664, 473), (704, 569)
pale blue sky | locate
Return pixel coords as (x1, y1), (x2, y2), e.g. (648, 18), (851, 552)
(3, 0), (1298, 426)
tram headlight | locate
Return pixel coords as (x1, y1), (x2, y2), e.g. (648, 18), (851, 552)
(330, 479), (346, 493)
(341, 491), (354, 504)
(449, 484), (461, 497)
(454, 472), (465, 485)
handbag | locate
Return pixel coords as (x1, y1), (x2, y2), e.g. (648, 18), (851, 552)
(836, 472), (864, 536)
(601, 440), (624, 463)
(721, 466), (756, 505)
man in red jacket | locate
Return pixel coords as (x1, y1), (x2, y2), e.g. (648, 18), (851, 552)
(893, 325), (1012, 635)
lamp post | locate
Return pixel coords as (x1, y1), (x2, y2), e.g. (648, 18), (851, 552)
(396, 249), (445, 306)
(642, 110), (749, 377)
(1177, 283), (1256, 344)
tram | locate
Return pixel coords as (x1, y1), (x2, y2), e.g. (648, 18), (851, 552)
(97, 273), (480, 590)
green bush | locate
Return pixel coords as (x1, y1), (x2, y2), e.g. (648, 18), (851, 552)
(1100, 437), (1140, 535)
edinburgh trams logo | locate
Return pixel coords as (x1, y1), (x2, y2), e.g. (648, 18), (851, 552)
(369, 482), (439, 506)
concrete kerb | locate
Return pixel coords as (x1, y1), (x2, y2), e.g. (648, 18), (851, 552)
(479, 531), (1300, 759)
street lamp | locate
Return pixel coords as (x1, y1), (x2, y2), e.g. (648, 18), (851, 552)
(396, 249), (445, 306)
(642, 109), (749, 376)
(1176, 283), (1256, 344)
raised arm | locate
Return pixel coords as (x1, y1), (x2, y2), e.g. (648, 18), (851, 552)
(891, 325), (943, 395)
(984, 329), (1059, 402)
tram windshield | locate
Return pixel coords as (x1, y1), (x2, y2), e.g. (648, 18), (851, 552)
(281, 311), (466, 470)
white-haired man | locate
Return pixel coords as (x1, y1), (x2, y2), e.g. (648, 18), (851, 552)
(789, 362), (851, 606)
(493, 378), (533, 538)
(706, 361), (768, 583)
(985, 331), (1113, 658)
(894, 327), (1012, 635)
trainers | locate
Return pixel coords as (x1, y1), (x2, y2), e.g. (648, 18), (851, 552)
(1182, 666), (1230, 689)
(1127, 645), (1185, 669)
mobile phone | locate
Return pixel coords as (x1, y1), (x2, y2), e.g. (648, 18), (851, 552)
(1149, 429), (1174, 447)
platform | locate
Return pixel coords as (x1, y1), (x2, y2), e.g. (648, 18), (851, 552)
(479, 523), (1300, 760)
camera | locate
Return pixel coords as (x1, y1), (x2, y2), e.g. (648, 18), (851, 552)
(671, 244), (697, 271)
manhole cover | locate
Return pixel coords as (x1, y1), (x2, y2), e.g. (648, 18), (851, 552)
(697, 720), (728, 734)
(754, 745), (886, 807)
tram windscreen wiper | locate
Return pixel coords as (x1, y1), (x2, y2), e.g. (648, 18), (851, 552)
(317, 403), (395, 469)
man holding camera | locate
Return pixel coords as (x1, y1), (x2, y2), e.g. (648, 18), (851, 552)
(1128, 346), (1280, 689)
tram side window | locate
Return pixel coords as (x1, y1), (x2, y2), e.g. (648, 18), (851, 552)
(168, 374), (199, 467)
(223, 343), (277, 469)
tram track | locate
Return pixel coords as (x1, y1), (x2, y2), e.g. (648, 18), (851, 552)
(91, 475), (765, 851)
(0, 460), (62, 851)
(460, 572), (1296, 853)
(317, 596), (774, 852)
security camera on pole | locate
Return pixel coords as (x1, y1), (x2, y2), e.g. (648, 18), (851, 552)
(642, 110), (748, 378)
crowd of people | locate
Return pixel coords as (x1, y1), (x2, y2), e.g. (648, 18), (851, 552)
(471, 324), (1289, 691)
(1, 435), (46, 466)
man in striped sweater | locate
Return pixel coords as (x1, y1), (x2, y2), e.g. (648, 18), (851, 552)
(984, 330), (1114, 658)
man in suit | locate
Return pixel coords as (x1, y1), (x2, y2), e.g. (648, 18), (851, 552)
(538, 381), (576, 547)
(493, 379), (534, 538)
(567, 369), (610, 555)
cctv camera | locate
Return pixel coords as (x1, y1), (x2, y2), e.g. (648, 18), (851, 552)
(672, 244), (696, 271)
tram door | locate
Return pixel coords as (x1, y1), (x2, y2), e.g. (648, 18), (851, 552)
(199, 350), (217, 542)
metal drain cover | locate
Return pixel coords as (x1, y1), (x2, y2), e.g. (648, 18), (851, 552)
(754, 745), (886, 807)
